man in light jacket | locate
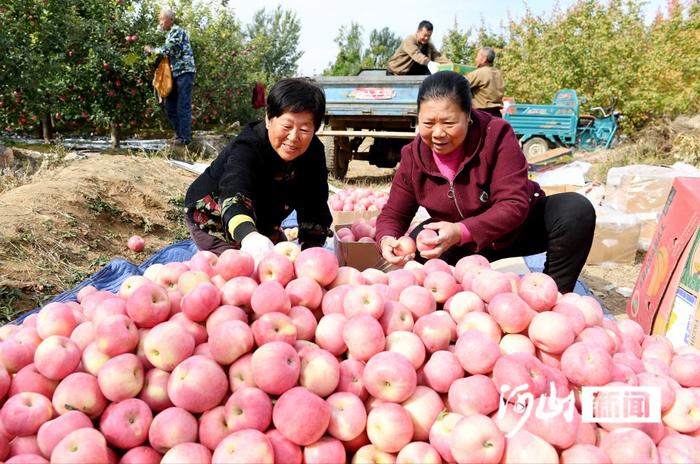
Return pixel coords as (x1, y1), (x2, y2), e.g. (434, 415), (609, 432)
(466, 47), (505, 117)
(387, 20), (450, 75)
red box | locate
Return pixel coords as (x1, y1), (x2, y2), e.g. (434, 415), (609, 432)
(627, 178), (700, 334)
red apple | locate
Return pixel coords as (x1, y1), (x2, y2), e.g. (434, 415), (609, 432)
(416, 229), (438, 252)
(224, 387), (272, 433)
(167, 355), (228, 413)
(294, 248), (339, 287)
(50, 428), (109, 464)
(363, 351), (417, 402)
(148, 407), (198, 454)
(127, 235), (145, 252)
(272, 386), (330, 446)
(1, 392), (53, 436)
(215, 249), (254, 280)
(251, 341), (300, 395)
(449, 414), (505, 464)
(266, 429), (302, 464)
(99, 398), (153, 449)
(395, 236), (417, 256)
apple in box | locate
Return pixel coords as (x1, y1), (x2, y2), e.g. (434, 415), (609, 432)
(329, 188), (389, 212)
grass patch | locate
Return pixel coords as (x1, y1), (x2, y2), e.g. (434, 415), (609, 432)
(166, 194), (190, 241)
(82, 193), (123, 217)
(589, 116), (700, 182)
(0, 287), (24, 322)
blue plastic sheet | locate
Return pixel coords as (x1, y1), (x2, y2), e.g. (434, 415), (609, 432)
(15, 242), (599, 324)
(281, 210), (298, 229)
(15, 240), (199, 323)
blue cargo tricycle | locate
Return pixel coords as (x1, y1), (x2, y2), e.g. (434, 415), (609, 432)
(503, 89), (621, 160)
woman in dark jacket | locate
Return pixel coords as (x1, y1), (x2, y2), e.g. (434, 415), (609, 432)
(184, 78), (332, 262)
(375, 71), (595, 292)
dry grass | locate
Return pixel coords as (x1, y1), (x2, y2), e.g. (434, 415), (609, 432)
(332, 160), (395, 191)
(589, 115), (700, 182)
(0, 151), (196, 321)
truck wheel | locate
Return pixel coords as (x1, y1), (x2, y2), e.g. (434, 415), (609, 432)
(321, 136), (349, 179)
(522, 137), (550, 161)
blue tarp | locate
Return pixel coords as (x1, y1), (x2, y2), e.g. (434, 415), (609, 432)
(281, 210), (297, 229)
(16, 241), (598, 324)
(523, 252), (593, 297)
(16, 240), (199, 323)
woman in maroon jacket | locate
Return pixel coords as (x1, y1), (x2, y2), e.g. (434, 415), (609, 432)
(375, 71), (595, 292)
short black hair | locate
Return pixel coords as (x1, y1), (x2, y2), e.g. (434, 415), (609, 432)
(481, 47), (496, 64)
(417, 71), (472, 114)
(266, 78), (326, 130)
(418, 20), (433, 32)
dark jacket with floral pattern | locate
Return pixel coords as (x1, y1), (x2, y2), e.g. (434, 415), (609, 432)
(185, 121), (332, 249)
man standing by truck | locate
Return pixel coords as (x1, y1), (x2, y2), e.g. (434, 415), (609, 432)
(466, 47), (505, 117)
(387, 20), (450, 75)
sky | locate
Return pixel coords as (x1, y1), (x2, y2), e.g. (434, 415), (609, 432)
(228, 0), (667, 76)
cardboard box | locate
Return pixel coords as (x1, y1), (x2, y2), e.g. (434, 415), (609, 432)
(657, 229), (700, 348)
(627, 177), (700, 337)
(586, 210), (641, 265)
(330, 209), (380, 226)
(637, 213), (659, 251)
(540, 184), (581, 197)
(603, 165), (677, 214)
(333, 225), (397, 272)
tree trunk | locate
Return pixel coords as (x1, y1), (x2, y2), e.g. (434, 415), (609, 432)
(41, 113), (52, 143)
(110, 121), (121, 148)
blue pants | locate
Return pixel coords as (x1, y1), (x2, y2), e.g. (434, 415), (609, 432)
(164, 72), (194, 143)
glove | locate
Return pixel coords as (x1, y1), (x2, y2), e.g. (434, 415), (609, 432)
(427, 61), (439, 74)
(240, 232), (274, 268)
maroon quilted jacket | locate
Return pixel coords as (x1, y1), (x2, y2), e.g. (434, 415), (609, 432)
(375, 109), (545, 252)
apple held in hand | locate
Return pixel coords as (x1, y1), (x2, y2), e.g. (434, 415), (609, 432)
(395, 236), (416, 256)
(416, 229), (438, 252)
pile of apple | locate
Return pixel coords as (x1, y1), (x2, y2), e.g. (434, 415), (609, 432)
(329, 188), (389, 213)
(0, 244), (699, 464)
(337, 218), (378, 243)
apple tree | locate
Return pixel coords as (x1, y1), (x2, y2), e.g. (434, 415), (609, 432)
(0, 0), (162, 145)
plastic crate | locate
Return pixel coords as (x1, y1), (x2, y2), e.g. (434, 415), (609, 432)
(437, 63), (476, 74)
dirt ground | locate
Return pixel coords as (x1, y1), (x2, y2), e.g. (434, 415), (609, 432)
(0, 153), (197, 321)
(0, 152), (640, 322)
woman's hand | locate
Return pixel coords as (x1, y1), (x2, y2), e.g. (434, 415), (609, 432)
(240, 231), (275, 269)
(380, 236), (415, 266)
(418, 222), (461, 259)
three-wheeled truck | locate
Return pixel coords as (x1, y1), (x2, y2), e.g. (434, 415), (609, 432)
(503, 88), (621, 161)
(314, 72), (621, 177)
(313, 70), (425, 179)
